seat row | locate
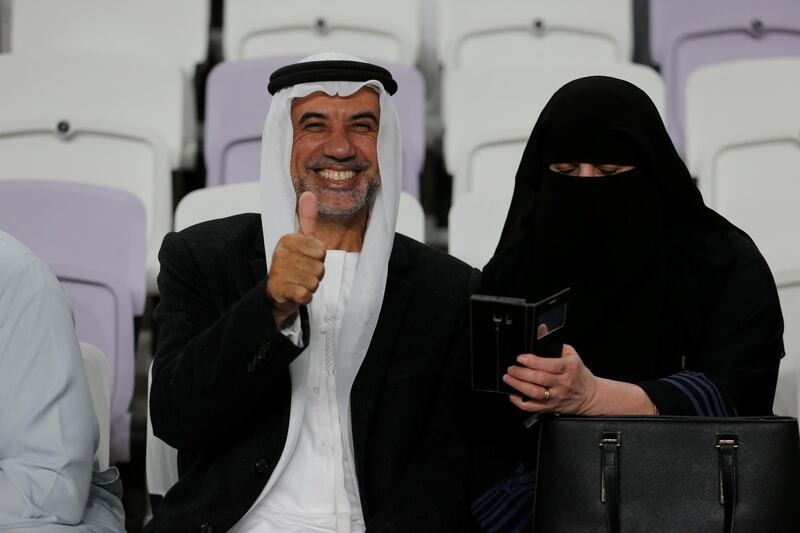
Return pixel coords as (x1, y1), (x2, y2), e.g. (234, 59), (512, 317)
(3, 0), (798, 151)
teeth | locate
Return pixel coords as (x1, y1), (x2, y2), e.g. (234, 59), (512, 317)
(318, 169), (356, 181)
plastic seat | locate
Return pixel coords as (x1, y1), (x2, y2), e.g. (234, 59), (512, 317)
(774, 286), (800, 418)
(685, 58), (800, 418)
(438, 0), (632, 71)
(686, 58), (800, 286)
(0, 181), (147, 463)
(448, 189), (513, 268)
(9, 0), (208, 77)
(649, 0), (800, 154)
(9, 0), (206, 165)
(443, 62), (665, 199)
(223, 0), (420, 64)
(175, 182), (426, 243)
(0, 53), (176, 291)
(204, 56), (425, 198)
(81, 342), (112, 471)
(0, 0), (10, 52)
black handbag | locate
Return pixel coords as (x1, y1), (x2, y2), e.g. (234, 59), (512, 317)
(532, 415), (800, 533)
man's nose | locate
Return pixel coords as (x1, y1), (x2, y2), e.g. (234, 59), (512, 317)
(323, 127), (356, 160)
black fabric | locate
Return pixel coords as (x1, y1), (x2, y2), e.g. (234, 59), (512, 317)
(469, 76), (784, 530)
(267, 60), (398, 95)
(145, 213), (477, 533)
(480, 75), (783, 409)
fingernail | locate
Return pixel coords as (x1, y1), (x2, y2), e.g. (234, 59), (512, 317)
(517, 355), (527, 363)
(502, 374), (510, 382)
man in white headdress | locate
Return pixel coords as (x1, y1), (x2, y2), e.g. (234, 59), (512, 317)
(147, 53), (477, 532)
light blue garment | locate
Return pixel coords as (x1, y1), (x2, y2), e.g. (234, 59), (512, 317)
(0, 231), (124, 531)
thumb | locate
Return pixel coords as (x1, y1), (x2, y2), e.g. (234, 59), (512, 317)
(297, 191), (318, 237)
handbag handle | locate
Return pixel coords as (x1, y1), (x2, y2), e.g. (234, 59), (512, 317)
(599, 431), (621, 533)
(717, 433), (738, 533)
(598, 431), (738, 533)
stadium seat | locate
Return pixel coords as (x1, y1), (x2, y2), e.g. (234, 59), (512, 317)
(686, 58), (800, 285)
(685, 58), (800, 418)
(205, 56), (426, 198)
(0, 53), (177, 291)
(0, 181), (147, 463)
(175, 182), (426, 243)
(9, 0), (208, 77)
(0, 0), (10, 52)
(9, 0), (206, 164)
(81, 342), (112, 471)
(443, 62), (665, 199)
(223, 0), (421, 65)
(649, 0), (800, 154)
(448, 189), (512, 268)
(438, 0), (633, 71)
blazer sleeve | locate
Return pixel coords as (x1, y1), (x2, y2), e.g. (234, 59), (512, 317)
(640, 248), (784, 416)
(149, 231), (305, 449)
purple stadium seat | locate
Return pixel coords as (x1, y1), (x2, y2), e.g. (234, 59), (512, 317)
(204, 55), (426, 199)
(0, 180), (147, 464)
(649, 0), (800, 155)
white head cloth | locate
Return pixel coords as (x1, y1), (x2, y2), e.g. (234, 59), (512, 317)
(259, 52), (402, 464)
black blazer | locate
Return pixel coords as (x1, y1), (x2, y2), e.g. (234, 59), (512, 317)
(145, 213), (478, 533)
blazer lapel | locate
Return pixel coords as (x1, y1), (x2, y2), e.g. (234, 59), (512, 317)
(350, 239), (415, 504)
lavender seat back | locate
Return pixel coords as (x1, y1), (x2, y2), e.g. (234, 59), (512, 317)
(0, 180), (147, 463)
(204, 55), (425, 199)
(649, 0), (800, 155)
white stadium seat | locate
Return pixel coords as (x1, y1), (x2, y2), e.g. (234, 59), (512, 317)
(448, 189), (513, 268)
(9, 0), (208, 76)
(223, 0), (421, 65)
(438, 0), (633, 70)
(9, 0), (208, 166)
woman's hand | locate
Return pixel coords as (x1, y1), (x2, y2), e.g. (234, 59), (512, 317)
(503, 343), (599, 415)
(503, 344), (658, 415)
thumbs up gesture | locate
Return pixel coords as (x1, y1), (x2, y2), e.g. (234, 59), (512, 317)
(266, 191), (327, 328)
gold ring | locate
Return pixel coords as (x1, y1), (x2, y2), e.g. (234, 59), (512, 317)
(543, 387), (551, 402)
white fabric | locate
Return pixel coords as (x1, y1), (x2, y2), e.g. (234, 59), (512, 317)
(0, 231), (124, 531)
(232, 251), (364, 532)
(252, 52), (402, 529)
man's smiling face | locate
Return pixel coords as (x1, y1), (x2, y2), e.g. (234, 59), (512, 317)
(289, 87), (381, 224)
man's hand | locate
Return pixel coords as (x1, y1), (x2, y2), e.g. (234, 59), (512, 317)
(266, 191), (326, 328)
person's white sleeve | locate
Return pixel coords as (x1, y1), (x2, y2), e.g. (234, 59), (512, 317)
(280, 314), (304, 348)
(0, 257), (98, 526)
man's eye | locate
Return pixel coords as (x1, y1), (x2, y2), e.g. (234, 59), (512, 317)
(303, 122), (324, 131)
(352, 122), (375, 132)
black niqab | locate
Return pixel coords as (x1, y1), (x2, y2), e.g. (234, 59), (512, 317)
(482, 76), (745, 383)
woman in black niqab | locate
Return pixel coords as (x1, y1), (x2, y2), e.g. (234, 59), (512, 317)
(470, 76), (784, 531)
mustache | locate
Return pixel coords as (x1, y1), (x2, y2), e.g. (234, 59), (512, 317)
(306, 156), (371, 173)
